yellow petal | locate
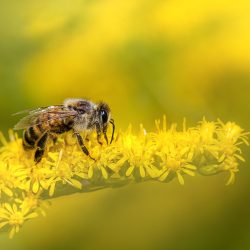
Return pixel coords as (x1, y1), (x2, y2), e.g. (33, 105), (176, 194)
(177, 172), (184, 185)
(48, 152), (58, 161)
(0, 221), (8, 229)
(40, 180), (49, 189)
(25, 212), (38, 219)
(3, 187), (13, 197)
(182, 169), (195, 177)
(70, 179), (82, 189)
(180, 147), (189, 156)
(13, 204), (18, 213)
(146, 167), (158, 178)
(126, 165), (134, 177)
(32, 181), (40, 193)
(199, 164), (220, 175)
(21, 206), (30, 216)
(241, 137), (249, 146)
(88, 166), (93, 179)
(139, 166), (146, 178)
(4, 203), (13, 214)
(0, 132), (7, 145)
(218, 154), (226, 163)
(49, 182), (56, 196)
(234, 154), (245, 162)
(76, 173), (85, 178)
(101, 167), (108, 179)
(226, 171), (235, 185)
(40, 208), (47, 217)
(0, 213), (9, 219)
(9, 226), (16, 239)
(158, 169), (170, 182)
(185, 164), (197, 170)
(187, 151), (194, 161)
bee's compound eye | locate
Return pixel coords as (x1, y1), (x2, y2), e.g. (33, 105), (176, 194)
(100, 110), (108, 123)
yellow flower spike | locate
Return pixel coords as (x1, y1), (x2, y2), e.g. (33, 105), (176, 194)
(0, 117), (249, 238)
(0, 132), (8, 146)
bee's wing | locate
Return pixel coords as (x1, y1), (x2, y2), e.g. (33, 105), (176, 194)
(12, 105), (65, 116)
(13, 106), (77, 130)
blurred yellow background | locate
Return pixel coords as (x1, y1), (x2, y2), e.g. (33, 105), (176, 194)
(0, 0), (250, 249)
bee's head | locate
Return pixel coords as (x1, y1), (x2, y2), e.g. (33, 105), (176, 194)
(97, 102), (115, 144)
(97, 102), (110, 125)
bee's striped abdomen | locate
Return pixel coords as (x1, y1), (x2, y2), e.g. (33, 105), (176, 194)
(23, 126), (43, 150)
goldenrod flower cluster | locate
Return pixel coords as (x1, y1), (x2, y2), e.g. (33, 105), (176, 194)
(0, 117), (248, 238)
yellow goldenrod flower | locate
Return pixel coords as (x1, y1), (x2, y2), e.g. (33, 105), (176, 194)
(156, 145), (197, 185)
(117, 125), (159, 179)
(0, 117), (248, 238)
(0, 203), (38, 238)
(15, 192), (50, 217)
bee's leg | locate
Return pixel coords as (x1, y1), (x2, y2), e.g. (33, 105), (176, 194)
(74, 132), (95, 161)
(103, 126), (108, 145)
(34, 132), (49, 163)
(95, 123), (103, 145)
(109, 119), (115, 144)
(97, 134), (102, 145)
(103, 133), (108, 145)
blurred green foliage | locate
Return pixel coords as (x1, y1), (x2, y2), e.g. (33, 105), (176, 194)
(0, 0), (250, 249)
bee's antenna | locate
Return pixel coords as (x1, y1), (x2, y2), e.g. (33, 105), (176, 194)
(109, 119), (115, 144)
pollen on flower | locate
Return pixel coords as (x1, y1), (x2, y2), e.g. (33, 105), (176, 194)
(0, 117), (248, 238)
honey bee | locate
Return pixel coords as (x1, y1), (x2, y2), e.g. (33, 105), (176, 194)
(13, 98), (115, 163)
